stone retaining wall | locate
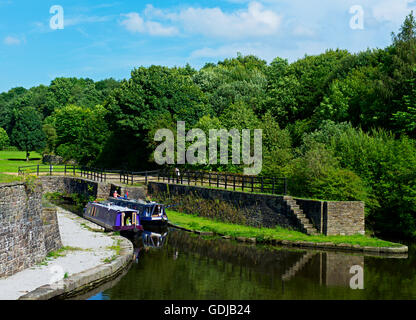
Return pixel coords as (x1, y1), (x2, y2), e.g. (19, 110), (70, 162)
(0, 182), (62, 278)
(148, 182), (365, 236)
(148, 182), (301, 230)
(40, 176), (111, 200)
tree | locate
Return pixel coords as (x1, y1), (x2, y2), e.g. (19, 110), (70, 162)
(0, 128), (9, 150)
(194, 54), (268, 116)
(104, 65), (209, 170)
(11, 107), (45, 160)
(53, 104), (110, 165)
(42, 123), (57, 154)
(392, 68), (416, 137)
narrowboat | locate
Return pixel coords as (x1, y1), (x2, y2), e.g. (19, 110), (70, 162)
(108, 197), (169, 226)
(83, 201), (144, 232)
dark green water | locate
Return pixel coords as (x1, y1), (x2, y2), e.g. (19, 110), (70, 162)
(85, 228), (416, 300)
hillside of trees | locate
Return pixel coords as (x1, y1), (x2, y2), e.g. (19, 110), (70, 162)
(1, 14), (416, 239)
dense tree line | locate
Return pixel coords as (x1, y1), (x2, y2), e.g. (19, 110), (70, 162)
(1, 14), (416, 238)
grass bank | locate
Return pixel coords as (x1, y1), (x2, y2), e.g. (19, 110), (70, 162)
(166, 210), (402, 248)
(0, 151), (42, 173)
(0, 173), (22, 183)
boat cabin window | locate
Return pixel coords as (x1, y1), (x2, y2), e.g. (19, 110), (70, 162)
(88, 206), (97, 217)
(122, 211), (137, 226)
(154, 205), (162, 215)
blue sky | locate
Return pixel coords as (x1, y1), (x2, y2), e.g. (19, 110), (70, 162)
(0, 0), (415, 92)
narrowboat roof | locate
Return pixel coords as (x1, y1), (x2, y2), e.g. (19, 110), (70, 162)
(89, 202), (138, 212)
(109, 197), (163, 207)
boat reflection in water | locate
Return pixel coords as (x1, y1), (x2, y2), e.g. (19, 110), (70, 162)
(122, 227), (169, 263)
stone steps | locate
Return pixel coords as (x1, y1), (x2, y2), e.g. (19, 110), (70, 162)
(283, 197), (319, 236)
(282, 251), (316, 281)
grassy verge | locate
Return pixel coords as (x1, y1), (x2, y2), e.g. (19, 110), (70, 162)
(166, 210), (402, 248)
(0, 151), (42, 173)
(0, 173), (22, 183)
(102, 239), (122, 263)
(37, 246), (88, 266)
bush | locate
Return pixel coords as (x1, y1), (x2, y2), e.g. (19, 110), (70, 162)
(304, 125), (416, 238)
(288, 144), (368, 202)
(0, 128), (10, 150)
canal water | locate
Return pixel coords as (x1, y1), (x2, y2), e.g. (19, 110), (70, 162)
(83, 227), (416, 300)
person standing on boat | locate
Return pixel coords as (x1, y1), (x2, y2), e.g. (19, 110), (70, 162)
(113, 190), (118, 198)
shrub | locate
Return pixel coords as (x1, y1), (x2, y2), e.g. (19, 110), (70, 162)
(0, 128), (10, 150)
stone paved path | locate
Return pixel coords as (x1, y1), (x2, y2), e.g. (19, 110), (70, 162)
(0, 208), (117, 300)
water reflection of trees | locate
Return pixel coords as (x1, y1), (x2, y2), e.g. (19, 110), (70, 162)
(167, 229), (365, 288)
(100, 229), (415, 300)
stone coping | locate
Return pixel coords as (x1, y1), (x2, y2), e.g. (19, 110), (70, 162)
(168, 223), (408, 255)
(0, 181), (24, 188)
(18, 234), (133, 300)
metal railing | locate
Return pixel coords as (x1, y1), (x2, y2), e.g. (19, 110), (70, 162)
(17, 165), (160, 185)
(157, 169), (288, 195)
(18, 165), (288, 195)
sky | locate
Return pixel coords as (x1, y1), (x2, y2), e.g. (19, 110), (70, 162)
(0, 0), (416, 92)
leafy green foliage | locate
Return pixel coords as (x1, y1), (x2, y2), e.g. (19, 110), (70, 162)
(1, 14), (416, 238)
(0, 128), (10, 150)
(11, 107), (45, 159)
(52, 104), (109, 165)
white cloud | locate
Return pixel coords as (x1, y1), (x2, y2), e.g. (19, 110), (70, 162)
(4, 36), (21, 46)
(120, 12), (178, 36)
(372, 0), (416, 24)
(160, 1), (282, 39)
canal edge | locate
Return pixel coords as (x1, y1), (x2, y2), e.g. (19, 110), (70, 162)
(18, 234), (134, 300)
(167, 222), (409, 255)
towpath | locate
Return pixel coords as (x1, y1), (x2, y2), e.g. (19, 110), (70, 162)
(0, 207), (119, 300)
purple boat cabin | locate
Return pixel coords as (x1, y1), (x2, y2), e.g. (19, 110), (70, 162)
(84, 202), (144, 232)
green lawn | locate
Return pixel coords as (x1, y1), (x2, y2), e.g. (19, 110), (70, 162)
(0, 173), (22, 183)
(0, 151), (42, 173)
(166, 210), (402, 248)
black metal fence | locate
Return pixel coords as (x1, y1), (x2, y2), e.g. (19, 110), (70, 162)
(17, 165), (288, 195)
(157, 169), (287, 195)
(17, 165), (160, 185)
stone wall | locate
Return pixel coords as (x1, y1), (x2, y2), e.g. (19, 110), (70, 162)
(0, 182), (62, 278)
(296, 199), (324, 233)
(148, 182), (301, 230)
(324, 201), (365, 236)
(40, 208), (62, 253)
(110, 184), (147, 201)
(147, 182), (365, 236)
(40, 176), (111, 200)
